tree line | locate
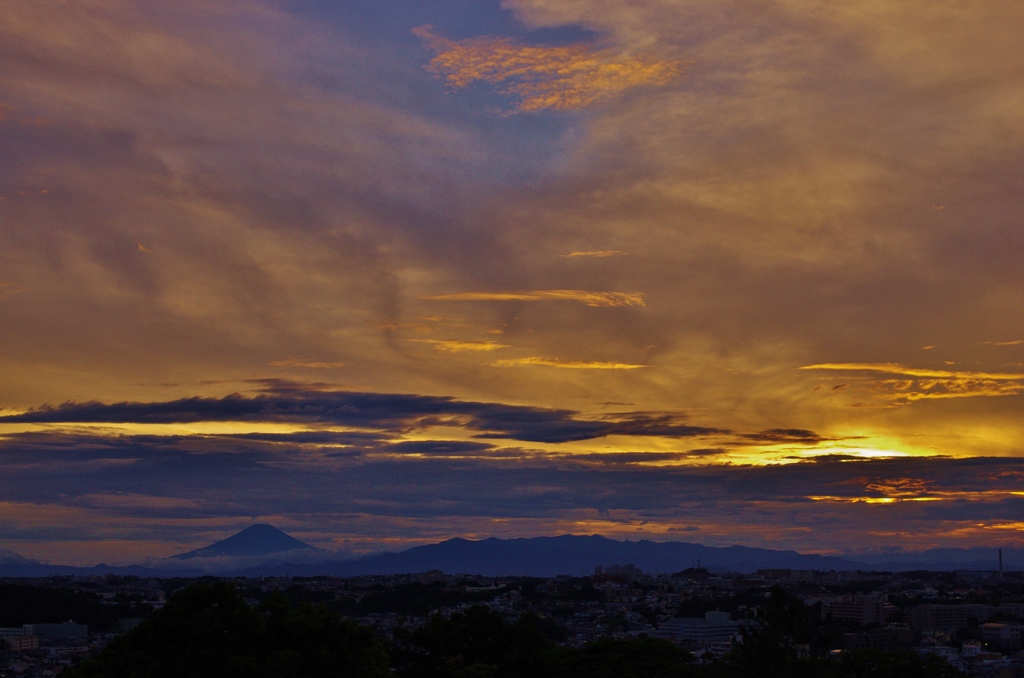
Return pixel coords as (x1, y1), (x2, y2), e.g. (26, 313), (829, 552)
(65, 583), (964, 678)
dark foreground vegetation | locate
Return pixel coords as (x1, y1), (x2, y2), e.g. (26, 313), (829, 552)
(66, 583), (963, 678)
(0, 583), (148, 633)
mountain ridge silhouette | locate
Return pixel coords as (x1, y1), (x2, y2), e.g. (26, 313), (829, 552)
(170, 524), (318, 560)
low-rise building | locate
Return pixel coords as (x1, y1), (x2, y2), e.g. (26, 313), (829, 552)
(982, 622), (1022, 650)
(4, 636), (39, 652)
(654, 611), (743, 644)
(841, 627), (914, 650)
(822, 597), (885, 625)
(24, 622), (89, 639)
(911, 604), (994, 631)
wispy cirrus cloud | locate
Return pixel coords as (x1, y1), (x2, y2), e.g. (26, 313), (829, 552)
(409, 339), (510, 352)
(801, 363), (1024, 381)
(268, 359), (347, 369)
(420, 290), (644, 307)
(560, 250), (629, 258)
(801, 363), (1024, 403)
(413, 26), (686, 112)
(492, 357), (648, 370)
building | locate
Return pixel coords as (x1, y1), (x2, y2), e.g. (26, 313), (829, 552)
(822, 597), (885, 625)
(961, 640), (982, 657)
(842, 627), (914, 650)
(982, 622), (1022, 650)
(910, 604), (994, 631)
(23, 622), (89, 638)
(655, 611), (743, 644)
(605, 564), (643, 579)
(4, 636), (39, 652)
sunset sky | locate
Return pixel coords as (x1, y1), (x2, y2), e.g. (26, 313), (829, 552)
(1, 0), (1023, 564)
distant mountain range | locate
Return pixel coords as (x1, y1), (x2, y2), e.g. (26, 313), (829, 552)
(237, 535), (864, 577)
(0, 527), (1016, 578)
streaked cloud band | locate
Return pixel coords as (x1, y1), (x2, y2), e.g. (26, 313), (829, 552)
(420, 290), (645, 307)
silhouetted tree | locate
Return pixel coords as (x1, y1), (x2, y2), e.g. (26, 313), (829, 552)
(545, 637), (697, 678)
(826, 648), (965, 678)
(726, 587), (825, 677)
(66, 582), (389, 678)
(393, 606), (553, 678)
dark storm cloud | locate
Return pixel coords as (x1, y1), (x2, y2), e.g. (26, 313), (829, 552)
(380, 440), (496, 455)
(229, 431), (393, 446)
(0, 389), (725, 443)
(686, 448), (730, 457)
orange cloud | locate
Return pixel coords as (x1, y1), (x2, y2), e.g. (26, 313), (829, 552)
(492, 357), (648, 370)
(0, 282), (25, 298)
(267, 359), (346, 369)
(561, 250), (629, 258)
(413, 26), (686, 112)
(984, 339), (1024, 346)
(801, 363), (1024, 403)
(80, 493), (207, 510)
(801, 362), (1024, 381)
(410, 339), (510, 352)
(420, 290), (645, 307)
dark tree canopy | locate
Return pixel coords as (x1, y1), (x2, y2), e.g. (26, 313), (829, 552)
(546, 637), (698, 678)
(392, 606), (555, 678)
(64, 583), (965, 678)
(65, 582), (390, 678)
(0, 583), (144, 632)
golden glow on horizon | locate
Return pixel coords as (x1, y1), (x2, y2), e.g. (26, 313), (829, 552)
(0, 419), (945, 469)
(805, 446), (914, 459)
(0, 421), (320, 438)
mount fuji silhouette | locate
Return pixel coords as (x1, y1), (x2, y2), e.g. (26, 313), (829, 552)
(171, 524), (318, 560)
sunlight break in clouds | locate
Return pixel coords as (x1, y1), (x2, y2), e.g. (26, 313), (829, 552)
(492, 357), (648, 370)
(413, 26), (686, 112)
(420, 290), (645, 307)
